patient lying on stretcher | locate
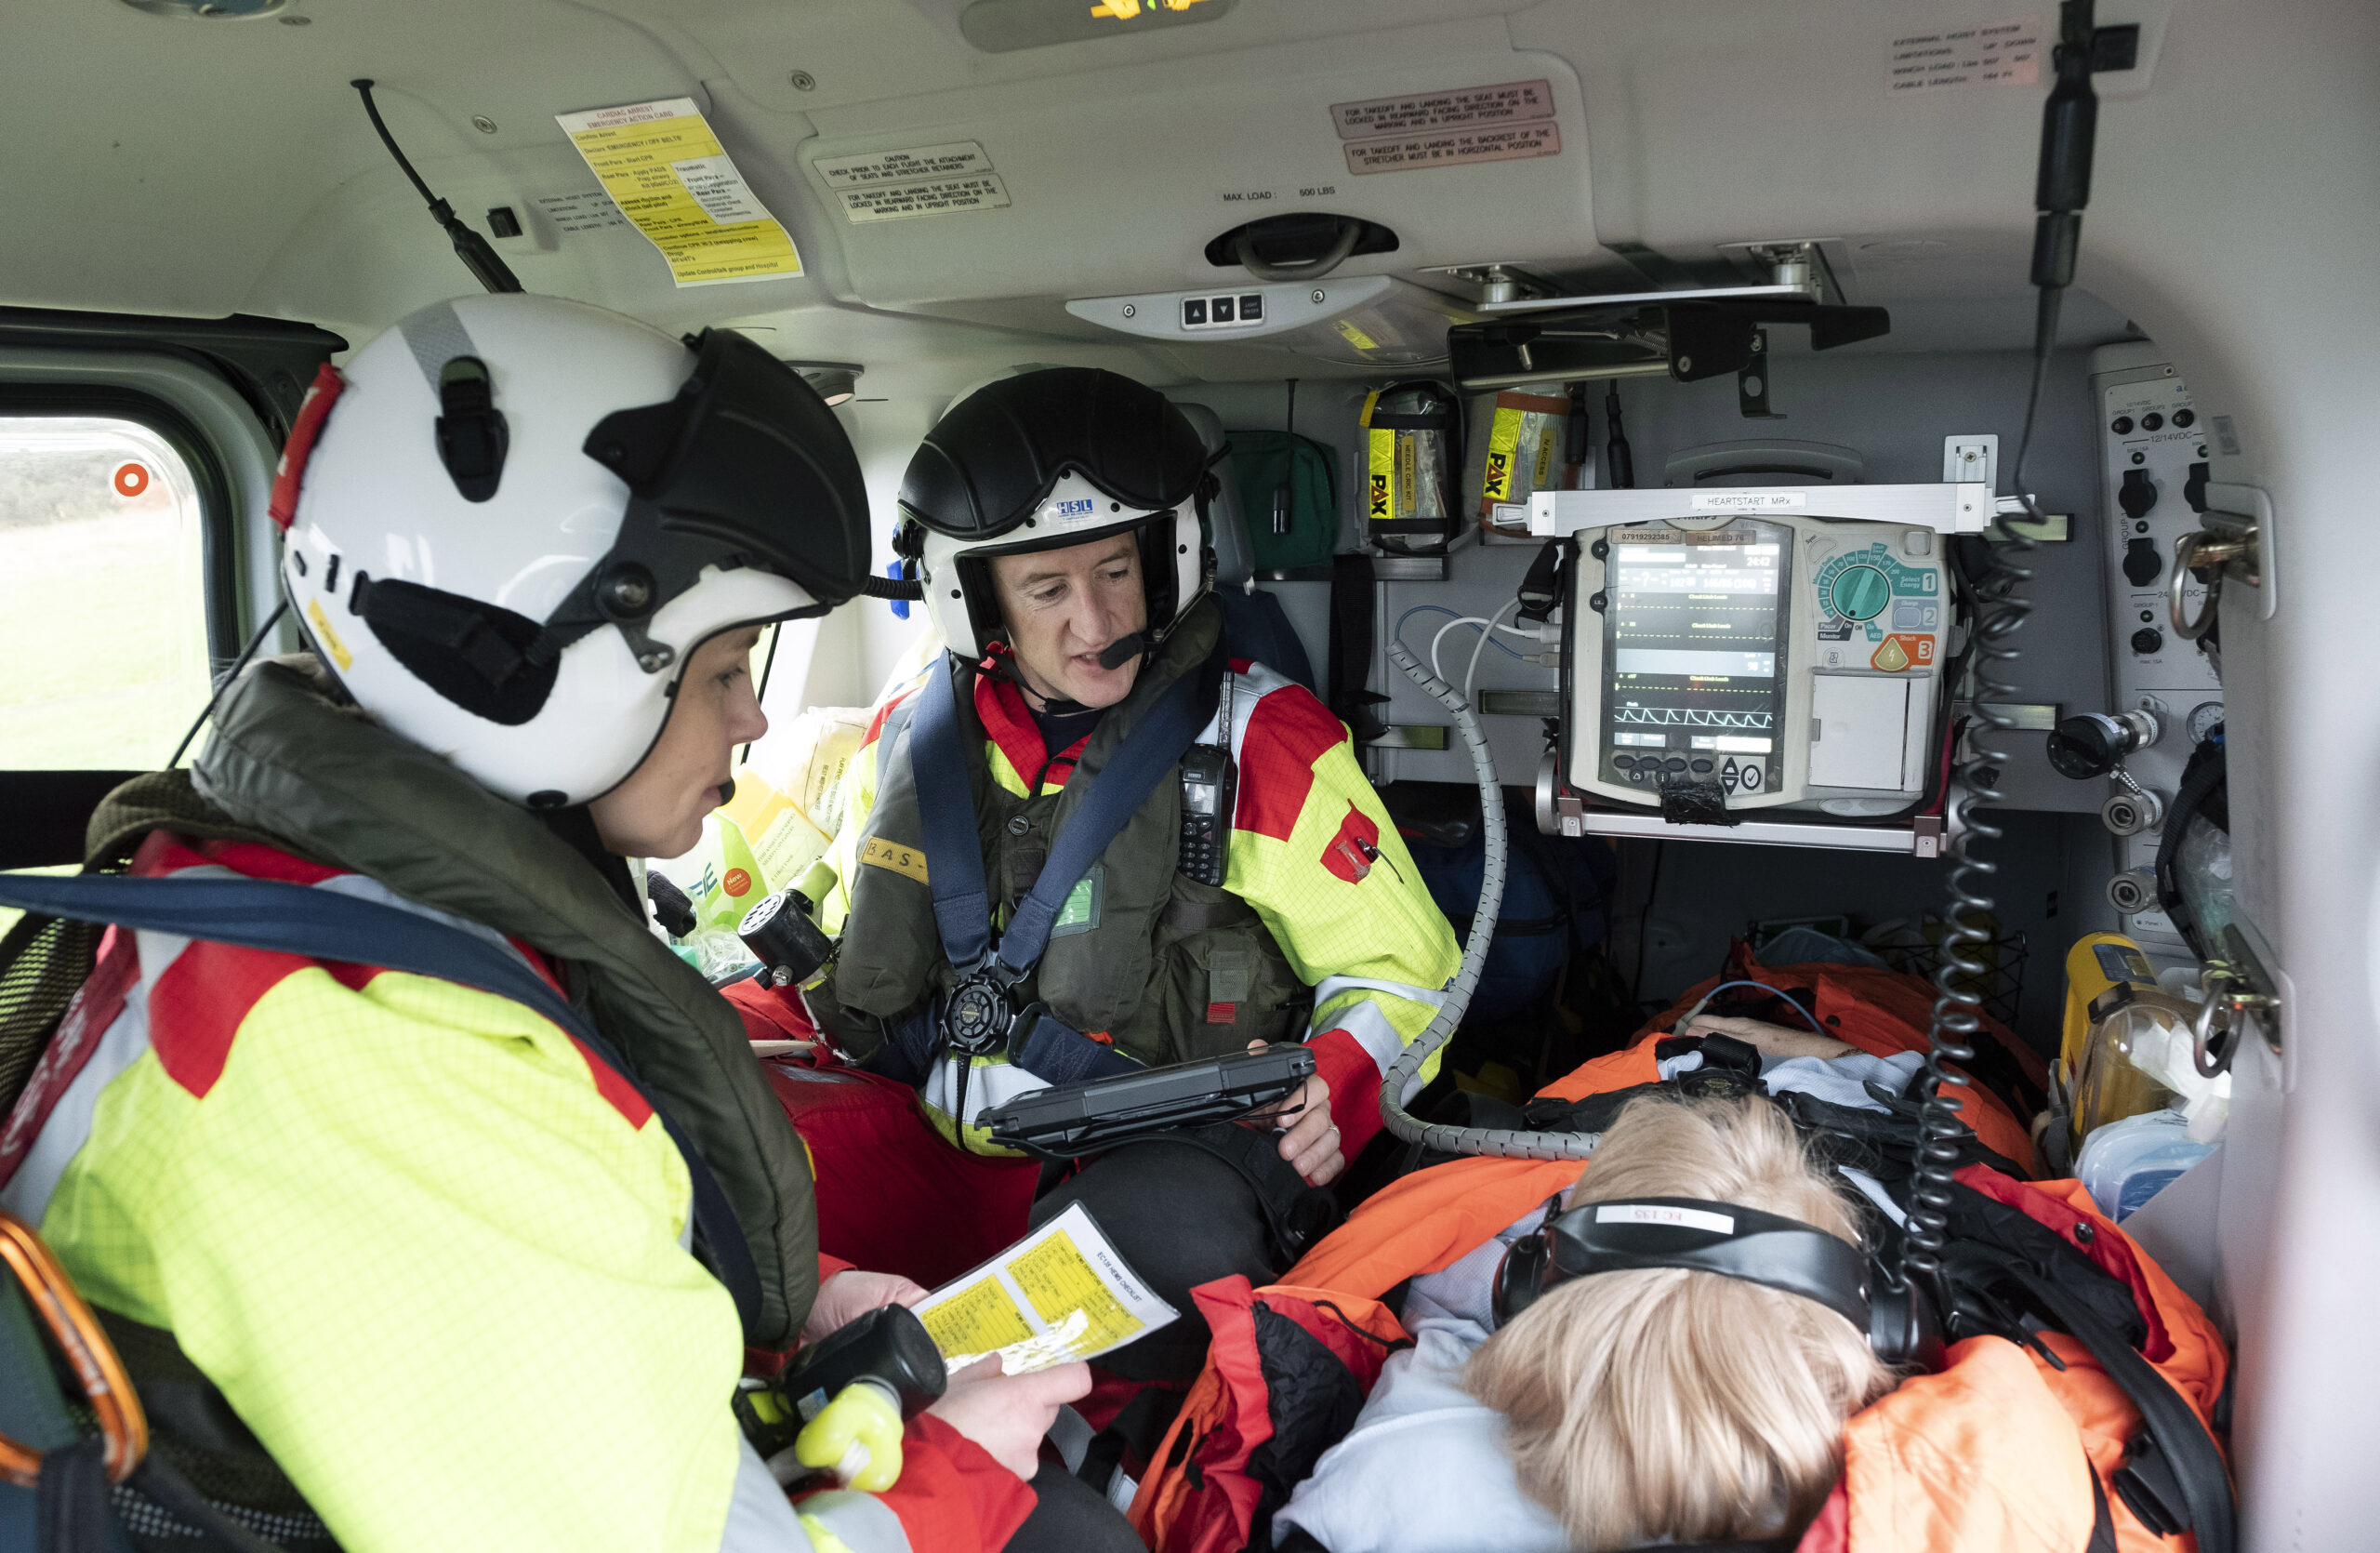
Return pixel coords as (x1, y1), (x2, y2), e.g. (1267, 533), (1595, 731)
(1237, 1003), (2229, 1553)
(1273, 1021), (1895, 1553)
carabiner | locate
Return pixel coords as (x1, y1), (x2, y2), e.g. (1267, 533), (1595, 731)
(0, 1211), (148, 1487)
(2170, 530), (2243, 643)
(2191, 988), (2237, 1079)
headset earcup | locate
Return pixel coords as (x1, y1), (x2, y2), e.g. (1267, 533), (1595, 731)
(1492, 1234), (1552, 1328)
(1869, 1273), (1947, 1372)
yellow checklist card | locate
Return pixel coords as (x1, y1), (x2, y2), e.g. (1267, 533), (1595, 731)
(555, 98), (803, 286)
(913, 1202), (1179, 1374)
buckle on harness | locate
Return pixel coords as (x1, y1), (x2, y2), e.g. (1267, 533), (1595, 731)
(943, 964), (1023, 1056)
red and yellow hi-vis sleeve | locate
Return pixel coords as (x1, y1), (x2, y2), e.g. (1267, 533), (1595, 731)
(838, 1414), (1037, 1552)
(1221, 668), (1461, 1161)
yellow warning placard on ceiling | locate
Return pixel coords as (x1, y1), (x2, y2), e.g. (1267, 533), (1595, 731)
(554, 98), (802, 287)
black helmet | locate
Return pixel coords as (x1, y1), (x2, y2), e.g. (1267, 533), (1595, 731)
(897, 368), (1219, 658)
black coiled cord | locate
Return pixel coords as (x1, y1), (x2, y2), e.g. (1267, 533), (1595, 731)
(1901, 491), (2036, 1291)
(1899, 0), (2097, 1301)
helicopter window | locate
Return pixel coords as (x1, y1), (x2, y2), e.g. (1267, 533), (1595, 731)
(0, 415), (210, 772)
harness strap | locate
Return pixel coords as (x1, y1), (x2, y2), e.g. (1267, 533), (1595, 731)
(1011, 1006), (1142, 1086)
(914, 651), (1215, 983)
(0, 872), (766, 1344)
(1995, 1255), (2236, 1553)
(2085, 1464), (2122, 1553)
(1326, 553), (1389, 742)
(900, 648), (1218, 1092)
(877, 1002), (939, 1090)
(910, 661), (998, 972)
(879, 1001), (1145, 1108)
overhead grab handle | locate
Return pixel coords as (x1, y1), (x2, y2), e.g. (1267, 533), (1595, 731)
(1230, 216), (1363, 283)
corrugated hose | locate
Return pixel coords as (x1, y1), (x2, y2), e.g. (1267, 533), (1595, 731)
(1377, 636), (1597, 1160)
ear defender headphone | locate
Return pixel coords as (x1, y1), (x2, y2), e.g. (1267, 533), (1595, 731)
(1492, 1197), (1946, 1372)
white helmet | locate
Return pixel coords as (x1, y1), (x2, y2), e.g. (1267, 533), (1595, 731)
(894, 367), (1218, 661)
(271, 293), (869, 806)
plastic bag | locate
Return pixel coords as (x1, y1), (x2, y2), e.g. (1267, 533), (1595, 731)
(1464, 390), (1567, 534)
(2077, 1108), (2215, 1222)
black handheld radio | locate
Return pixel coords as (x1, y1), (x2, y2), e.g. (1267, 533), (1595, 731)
(1178, 665), (1236, 886)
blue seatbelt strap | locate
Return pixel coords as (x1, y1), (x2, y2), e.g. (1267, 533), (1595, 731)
(0, 870), (766, 1341)
(909, 662), (998, 972)
(910, 653), (1214, 984)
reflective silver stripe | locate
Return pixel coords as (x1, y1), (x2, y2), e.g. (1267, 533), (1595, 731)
(311, 872), (545, 980)
(0, 982), (151, 1224)
(398, 299), (478, 390)
(134, 928), (192, 1002)
(795, 1490), (912, 1553)
(920, 1054), (1052, 1129)
(1316, 999), (1408, 1079)
(719, 1434), (814, 1551)
(1314, 973), (1448, 1011)
(1209, 663), (1296, 755)
(0, 859), (234, 1222)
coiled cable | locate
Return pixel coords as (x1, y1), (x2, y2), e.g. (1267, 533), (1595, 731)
(1899, 501), (2033, 1290)
(1377, 636), (1597, 1161)
(1897, 0), (2098, 1303)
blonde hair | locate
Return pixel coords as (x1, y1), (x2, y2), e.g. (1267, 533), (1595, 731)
(1464, 1096), (1894, 1550)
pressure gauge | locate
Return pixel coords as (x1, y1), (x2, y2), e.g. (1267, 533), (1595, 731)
(2187, 701), (2225, 744)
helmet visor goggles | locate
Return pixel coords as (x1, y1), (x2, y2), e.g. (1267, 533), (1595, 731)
(901, 365), (1218, 541)
(548, 328), (872, 666)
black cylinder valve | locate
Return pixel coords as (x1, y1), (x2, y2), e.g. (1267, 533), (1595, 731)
(739, 887), (836, 989)
(2045, 710), (2159, 779)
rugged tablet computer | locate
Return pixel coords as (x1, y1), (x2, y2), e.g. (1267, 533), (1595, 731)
(981, 1044), (1316, 1158)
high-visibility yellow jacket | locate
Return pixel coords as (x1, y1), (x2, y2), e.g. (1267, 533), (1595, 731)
(0, 831), (1029, 1553)
(815, 644), (1461, 1161)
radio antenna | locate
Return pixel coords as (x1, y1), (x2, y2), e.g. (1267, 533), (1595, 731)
(350, 79), (522, 296)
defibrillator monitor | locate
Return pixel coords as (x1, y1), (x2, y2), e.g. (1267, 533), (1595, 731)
(1598, 526), (1794, 799)
(1539, 491), (1970, 817)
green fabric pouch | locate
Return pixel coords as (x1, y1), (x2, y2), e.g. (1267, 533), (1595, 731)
(1226, 430), (1340, 574)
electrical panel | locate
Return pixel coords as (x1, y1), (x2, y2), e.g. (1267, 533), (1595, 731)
(2091, 344), (2223, 954)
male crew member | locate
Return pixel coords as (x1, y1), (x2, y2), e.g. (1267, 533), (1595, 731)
(750, 368), (1459, 1378)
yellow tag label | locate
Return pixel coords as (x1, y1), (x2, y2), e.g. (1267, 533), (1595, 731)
(1397, 430), (1419, 518)
(1011, 1229), (1146, 1352)
(1334, 318), (1380, 351)
(555, 98), (803, 287)
(1366, 427), (1396, 524)
(1357, 388), (1382, 428)
(919, 1273), (1038, 1357)
(305, 596), (351, 671)
(1532, 426), (1557, 488)
(860, 836), (930, 883)
(1483, 405), (1526, 504)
